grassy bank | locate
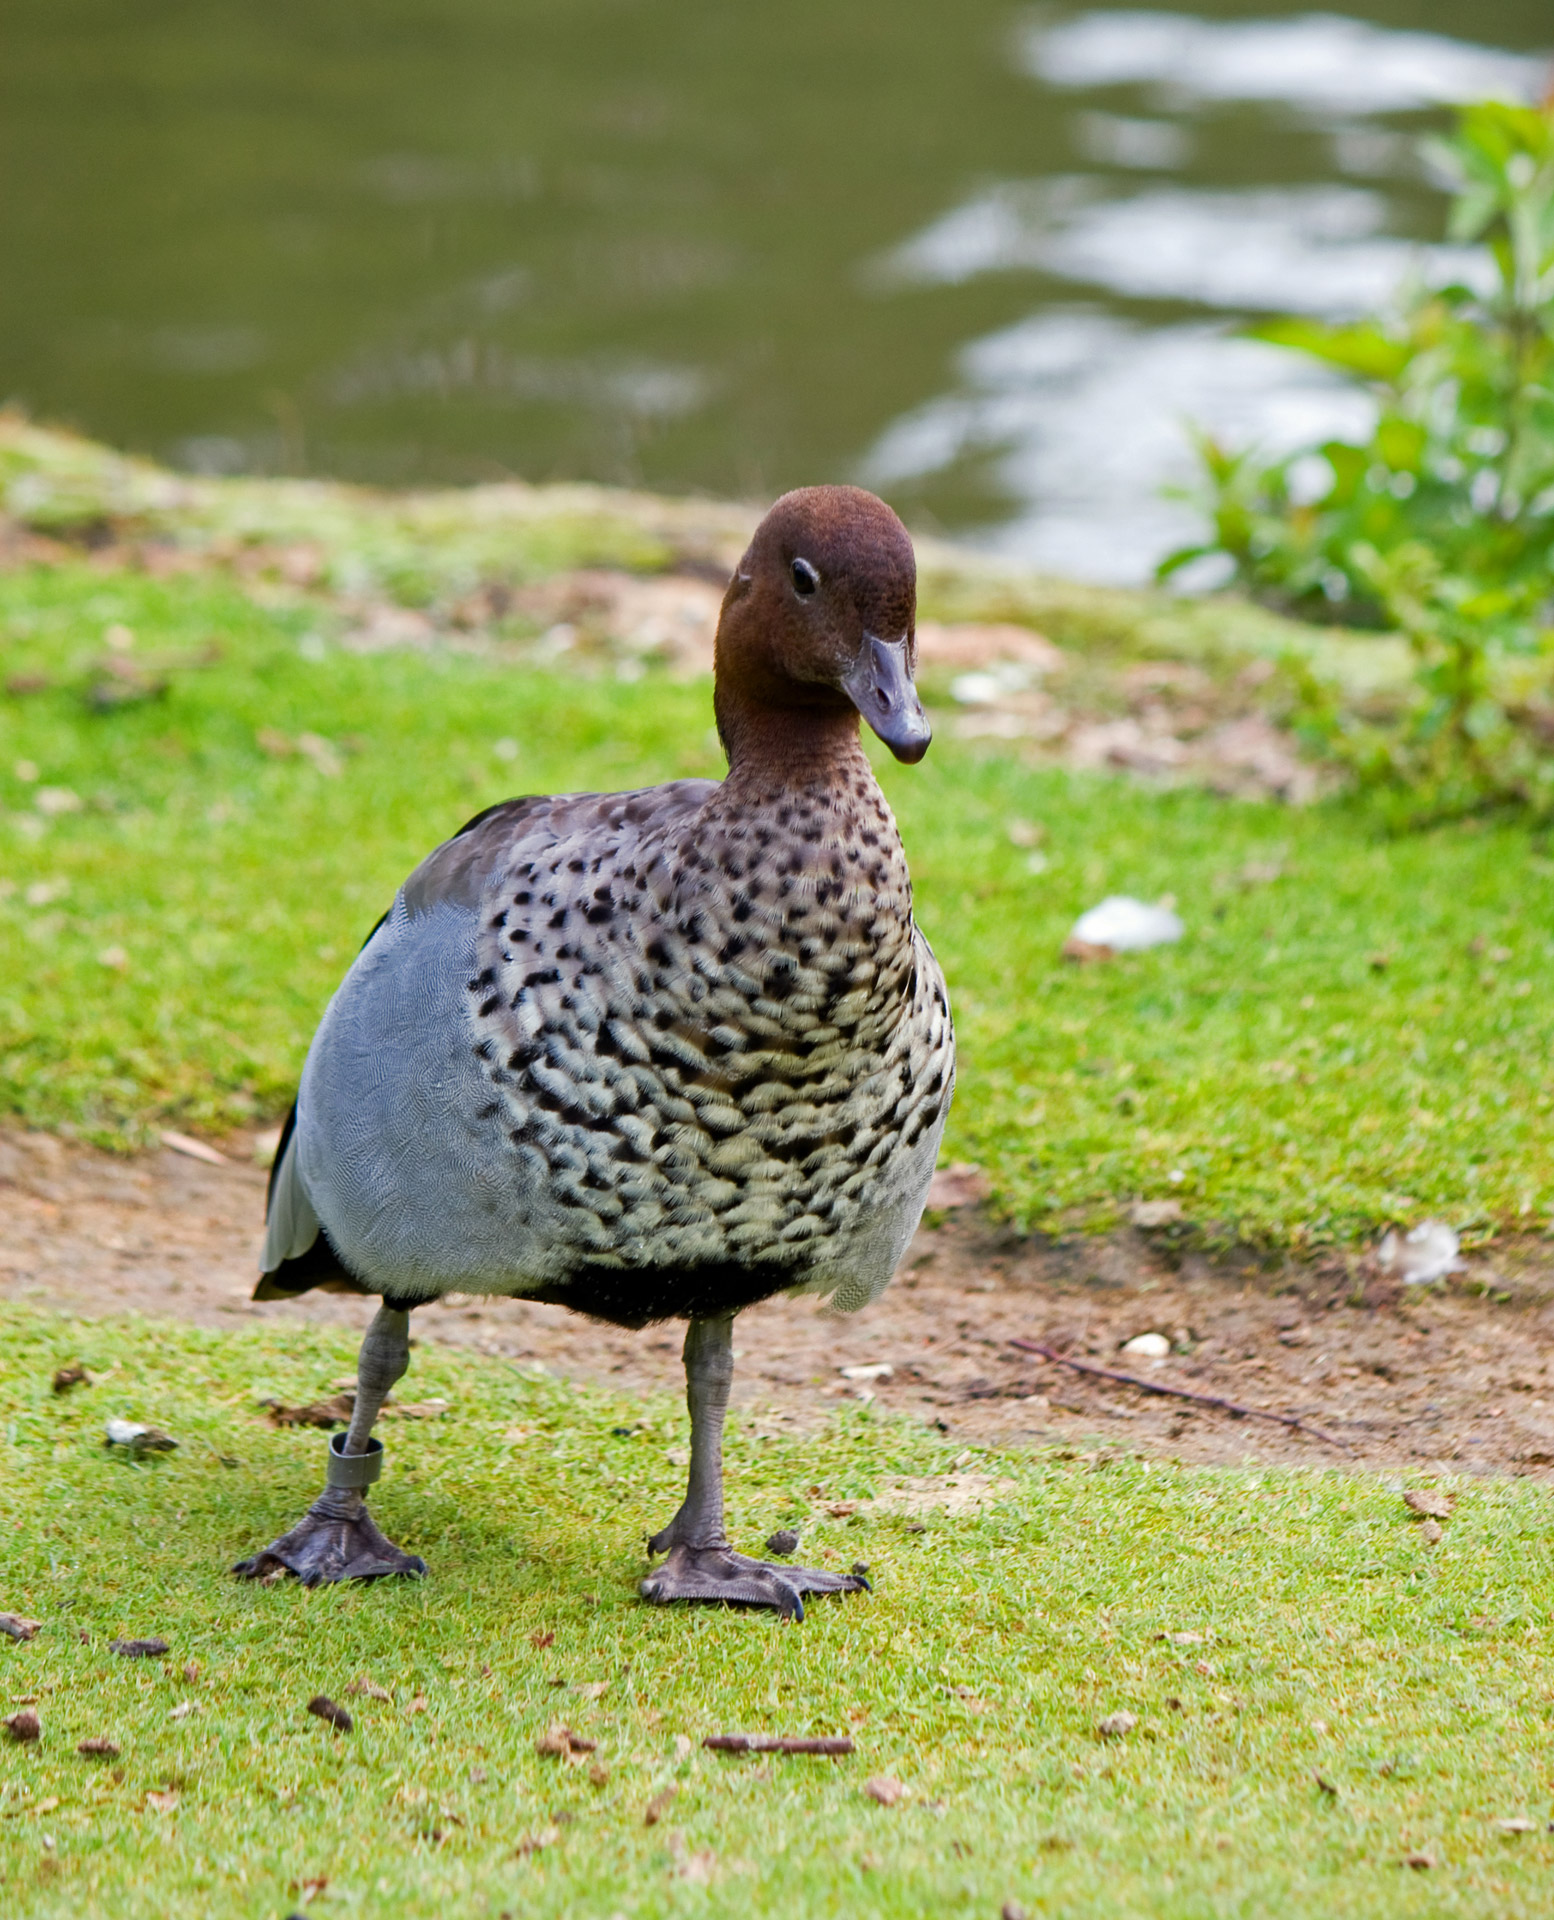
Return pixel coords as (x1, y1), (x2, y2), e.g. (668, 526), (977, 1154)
(2, 548), (1553, 1243)
(2, 1306), (1551, 1919)
(4, 423), (1554, 1920)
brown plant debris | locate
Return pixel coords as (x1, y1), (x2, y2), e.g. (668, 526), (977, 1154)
(51, 1363), (90, 1394)
(4, 1708), (40, 1742)
(703, 1734), (856, 1755)
(864, 1776), (906, 1806)
(159, 1129), (228, 1167)
(669, 1838), (719, 1883)
(104, 1421), (178, 1455)
(77, 1736), (120, 1756)
(644, 1785), (678, 1825)
(307, 1694), (353, 1732)
(110, 1637), (169, 1659)
(346, 1675), (393, 1700)
(1130, 1199), (1184, 1229)
(1097, 1711), (1138, 1738)
(1061, 937), (1117, 964)
(516, 1825), (562, 1856)
(536, 1724), (596, 1758)
(1011, 1337), (1352, 1449)
(0, 1614), (41, 1642)
(1403, 1488), (1454, 1520)
(261, 1392), (356, 1429)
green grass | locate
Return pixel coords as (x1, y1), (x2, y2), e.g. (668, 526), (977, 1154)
(3, 559), (1554, 1244)
(0, 1305), (1551, 1918)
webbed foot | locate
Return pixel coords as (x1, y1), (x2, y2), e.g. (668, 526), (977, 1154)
(640, 1543), (868, 1621)
(234, 1490), (426, 1586)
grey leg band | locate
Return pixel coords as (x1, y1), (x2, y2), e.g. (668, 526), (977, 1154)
(321, 1305), (408, 1494)
(232, 1300), (428, 1584)
(326, 1434), (384, 1490)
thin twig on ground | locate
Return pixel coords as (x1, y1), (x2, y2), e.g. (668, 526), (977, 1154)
(1008, 1338), (1353, 1451)
(702, 1735), (855, 1755)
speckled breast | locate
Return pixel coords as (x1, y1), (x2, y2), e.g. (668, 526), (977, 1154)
(462, 775), (954, 1323)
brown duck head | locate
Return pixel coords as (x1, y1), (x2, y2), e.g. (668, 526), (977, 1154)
(713, 485), (930, 769)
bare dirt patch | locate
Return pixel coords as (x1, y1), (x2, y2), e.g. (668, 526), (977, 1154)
(6, 1124), (1554, 1479)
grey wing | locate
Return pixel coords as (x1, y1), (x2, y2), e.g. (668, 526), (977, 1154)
(254, 782), (721, 1302)
(253, 795), (559, 1300)
(262, 1114), (319, 1267)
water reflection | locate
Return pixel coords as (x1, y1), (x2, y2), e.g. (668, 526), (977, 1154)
(879, 180), (1479, 313)
(2, 2), (1548, 577)
(1075, 112), (1193, 170)
(864, 10), (1547, 580)
(863, 310), (1374, 582)
(1023, 10), (1542, 114)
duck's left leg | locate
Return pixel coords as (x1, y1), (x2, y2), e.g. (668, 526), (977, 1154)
(641, 1311), (869, 1621)
(235, 1304), (427, 1585)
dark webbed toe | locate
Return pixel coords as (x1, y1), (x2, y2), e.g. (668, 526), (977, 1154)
(641, 1543), (869, 1620)
(234, 1494), (426, 1586)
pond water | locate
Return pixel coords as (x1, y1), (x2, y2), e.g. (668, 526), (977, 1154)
(3, 2), (1548, 581)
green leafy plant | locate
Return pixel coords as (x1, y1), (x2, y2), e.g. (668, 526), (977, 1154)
(1168, 99), (1554, 817)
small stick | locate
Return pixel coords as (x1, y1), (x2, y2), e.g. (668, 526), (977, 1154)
(703, 1735), (855, 1755)
(1009, 1339), (1353, 1451)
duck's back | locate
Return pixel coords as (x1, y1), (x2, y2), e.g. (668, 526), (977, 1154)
(263, 763), (953, 1324)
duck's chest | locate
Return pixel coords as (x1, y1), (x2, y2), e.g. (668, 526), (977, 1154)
(464, 783), (952, 1291)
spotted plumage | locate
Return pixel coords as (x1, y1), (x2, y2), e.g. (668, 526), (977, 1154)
(240, 483), (955, 1616)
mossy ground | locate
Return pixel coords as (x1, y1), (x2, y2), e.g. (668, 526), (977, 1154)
(3, 1307), (1553, 1920)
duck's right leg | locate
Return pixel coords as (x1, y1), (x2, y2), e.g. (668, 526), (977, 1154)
(235, 1304), (427, 1585)
(641, 1313), (868, 1621)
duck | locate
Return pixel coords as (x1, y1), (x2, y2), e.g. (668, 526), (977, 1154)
(236, 484), (955, 1618)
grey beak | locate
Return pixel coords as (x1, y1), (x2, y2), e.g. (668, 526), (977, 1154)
(841, 633), (932, 764)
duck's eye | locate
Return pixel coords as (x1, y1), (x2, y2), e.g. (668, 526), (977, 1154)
(791, 558), (820, 598)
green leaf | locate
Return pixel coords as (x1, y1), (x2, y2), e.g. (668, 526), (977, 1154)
(1250, 318), (1411, 383)
(1375, 416), (1427, 473)
(1153, 543), (1212, 581)
(1319, 443), (1368, 505)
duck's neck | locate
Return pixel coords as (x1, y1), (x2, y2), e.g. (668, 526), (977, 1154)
(685, 688), (912, 922)
(714, 691), (874, 806)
